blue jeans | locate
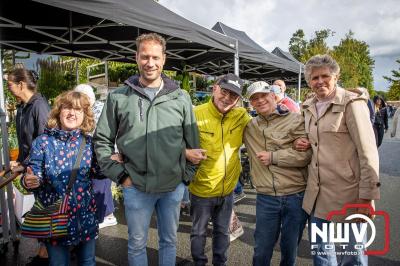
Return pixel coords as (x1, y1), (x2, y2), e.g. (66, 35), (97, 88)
(234, 181), (243, 194)
(190, 193), (233, 266)
(182, 185), (190, 205)
(123, 182), (185, 266)
(309, 215), (368, 266)
(253, 192), (308, 266)
(45, 239), (96, 266)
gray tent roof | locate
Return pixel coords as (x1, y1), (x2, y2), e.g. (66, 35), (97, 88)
(212, 22), (301, 83)
(271, 47), (303, 65)
(0, 0), (304, 80)
(0, 0), (238, 74)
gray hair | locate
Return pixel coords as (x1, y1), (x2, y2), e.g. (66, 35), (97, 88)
(304, 54), (340, 84)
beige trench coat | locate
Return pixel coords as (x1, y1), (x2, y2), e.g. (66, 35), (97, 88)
(302, 87), (380, 221)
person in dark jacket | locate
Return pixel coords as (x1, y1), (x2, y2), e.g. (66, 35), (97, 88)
(7, 69), (50, 166)
(94, 33), (199, 266)
(373, 95), (388, 147)
(6, 68), (50, 265)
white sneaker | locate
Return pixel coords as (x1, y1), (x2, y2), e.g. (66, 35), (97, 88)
(99, 214), (118, 229)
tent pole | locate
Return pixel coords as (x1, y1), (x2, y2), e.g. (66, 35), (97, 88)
(234, 39), (239, 77)
(297, 63), (301, 102)
(75, 58), (79, 85)
(0, 49), (18, 242)
(104, 61), (109, 87)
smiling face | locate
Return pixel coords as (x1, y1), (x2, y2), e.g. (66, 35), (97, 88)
(136, 40), (166, 87)
(59, 106), (84, 131)
(250, 92), (276, 116)
(309, 66), (338, 99)
(212, 85), (240, 114)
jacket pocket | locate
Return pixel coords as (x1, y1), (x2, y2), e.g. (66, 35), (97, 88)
(269, 131), (288, 149)
(333, 160), (356, 184)
(230, 123), (242, 134)
(199, 129), (216, 155)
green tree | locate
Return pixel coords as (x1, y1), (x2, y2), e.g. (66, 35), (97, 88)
(288, 29), (307, 61)
(375, 90), (388, 100)
(288, 29), (334, 63)
(331, 31), (374, 95)
(36, 57), (76, 101)
(384, 59), (400, 100)
(108, 62), (138, 84)
(288, 29), (375, 94)
(301, 29), (334, 62)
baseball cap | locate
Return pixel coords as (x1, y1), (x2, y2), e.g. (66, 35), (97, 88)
(216, 73), (243, 96)
(246, 81), (273, 99)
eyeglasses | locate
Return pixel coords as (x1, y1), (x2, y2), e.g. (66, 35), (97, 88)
(219, 87), (240, 99)
(61, 107), (84, 115)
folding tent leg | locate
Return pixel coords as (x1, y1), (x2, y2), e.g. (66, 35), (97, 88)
(0, 50), (18, 244)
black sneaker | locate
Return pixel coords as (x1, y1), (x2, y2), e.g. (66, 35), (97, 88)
(26, 255), (49, 266)
(233, 192), (246, 204)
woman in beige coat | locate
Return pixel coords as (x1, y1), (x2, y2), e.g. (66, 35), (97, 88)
(296, 54), (380, 266)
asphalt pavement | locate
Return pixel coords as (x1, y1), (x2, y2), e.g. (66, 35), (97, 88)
(1, 130), (399, 266)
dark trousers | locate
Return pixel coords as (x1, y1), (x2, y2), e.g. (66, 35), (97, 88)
(373, 124), (385, 147)
(93, 179), (114, 223)
(190, 193), (233, 266)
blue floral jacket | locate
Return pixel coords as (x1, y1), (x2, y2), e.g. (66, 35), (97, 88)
(27, 128), (102, 246)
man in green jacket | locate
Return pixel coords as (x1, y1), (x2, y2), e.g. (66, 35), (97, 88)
(94, 33), (199, 266)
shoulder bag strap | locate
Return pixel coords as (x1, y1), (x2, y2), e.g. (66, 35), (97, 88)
(66, 136), (87, 193)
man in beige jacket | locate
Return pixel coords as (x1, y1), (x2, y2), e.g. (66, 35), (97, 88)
(297, 54), (380, 266)
(243, 81), (312, 266)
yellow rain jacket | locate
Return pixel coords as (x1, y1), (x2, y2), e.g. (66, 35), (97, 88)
(189, 100), (251, 197)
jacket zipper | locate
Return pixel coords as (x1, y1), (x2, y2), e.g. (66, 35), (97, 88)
(262, 120), (277, 196)
(221, 115), (227, 197)
(138, 98), (144, 122)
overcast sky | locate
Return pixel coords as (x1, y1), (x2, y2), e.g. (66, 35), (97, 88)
(159, 0), (400, 91)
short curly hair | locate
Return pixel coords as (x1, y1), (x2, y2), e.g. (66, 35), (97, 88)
(47, 91), (95, 134)
(304, 54), (340, 85)
(136, 33), (166, 54)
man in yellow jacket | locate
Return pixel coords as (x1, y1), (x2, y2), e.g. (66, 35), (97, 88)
(186, 73), (251, 266)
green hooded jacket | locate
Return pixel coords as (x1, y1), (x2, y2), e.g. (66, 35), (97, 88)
(94, 74), (199, 193)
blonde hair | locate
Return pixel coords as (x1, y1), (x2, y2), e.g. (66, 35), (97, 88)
(47, 91), (95, 134)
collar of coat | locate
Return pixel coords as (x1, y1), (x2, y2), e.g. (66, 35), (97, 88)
(302, 87), (368, 114)
(17, 93), (47, 108)
(124, 73), (179, 99)
(45, 127), (84, 142)
(258, 104), (290, 121)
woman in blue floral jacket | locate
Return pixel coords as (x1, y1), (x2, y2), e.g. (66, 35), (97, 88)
(22, 90), (104, 266)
